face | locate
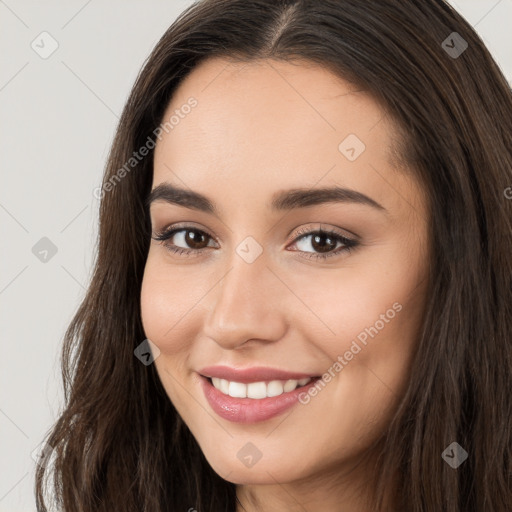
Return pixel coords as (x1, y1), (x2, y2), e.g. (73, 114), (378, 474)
(140, 57), (429, 495)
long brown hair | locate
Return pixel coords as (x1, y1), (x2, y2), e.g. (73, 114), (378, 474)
(35, 0), (512, 510)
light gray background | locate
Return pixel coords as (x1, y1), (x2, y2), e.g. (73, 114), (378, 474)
(1, 1), (511, 510)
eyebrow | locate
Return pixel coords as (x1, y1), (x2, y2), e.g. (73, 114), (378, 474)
(146, 182), (386, 214)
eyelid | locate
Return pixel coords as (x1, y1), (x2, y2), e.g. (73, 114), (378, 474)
(153, 222), (358, 245)
(153, 221), (218, 242)
(288, 223), (359, 244)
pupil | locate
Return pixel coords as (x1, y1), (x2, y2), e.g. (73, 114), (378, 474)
(312, 233), (336, 253)
(186, 230), (207, 249)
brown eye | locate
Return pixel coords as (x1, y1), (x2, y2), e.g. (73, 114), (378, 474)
(180, 229), (210, 249)
(152, 226), (216, 256)
(308, 232), (338, 253)
(289, 227), (358, 261)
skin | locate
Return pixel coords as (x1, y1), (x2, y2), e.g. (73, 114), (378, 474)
(140, 57), (430, 512)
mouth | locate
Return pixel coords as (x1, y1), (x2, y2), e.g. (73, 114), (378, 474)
(199, 373), (322, 423)
(205, 375), (317, 399)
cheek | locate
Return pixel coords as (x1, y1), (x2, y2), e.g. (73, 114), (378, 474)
(140, 255), (201, 409)
(293, 244), (425, 359)
(289, 240), (427, 425)
(288, 253), (426, 457)
(140, 252), (202, 357)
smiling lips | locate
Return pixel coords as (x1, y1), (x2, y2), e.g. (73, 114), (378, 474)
(199, 365), (321, 423)
(210, 376), (313, 399)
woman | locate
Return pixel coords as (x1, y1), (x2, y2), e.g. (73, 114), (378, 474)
(35, 0), (512, 510)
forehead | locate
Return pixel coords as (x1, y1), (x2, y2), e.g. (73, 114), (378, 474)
(152, 57), (423, 221)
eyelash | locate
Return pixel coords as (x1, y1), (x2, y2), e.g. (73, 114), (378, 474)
(152, 225), (358, 261)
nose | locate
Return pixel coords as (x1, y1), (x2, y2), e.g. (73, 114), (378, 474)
(201, 252), (288, 350)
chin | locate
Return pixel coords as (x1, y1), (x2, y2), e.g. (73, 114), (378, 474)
(201, 449), (307, 485)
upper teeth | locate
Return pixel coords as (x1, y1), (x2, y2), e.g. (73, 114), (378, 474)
(211, 377), (312, 399)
